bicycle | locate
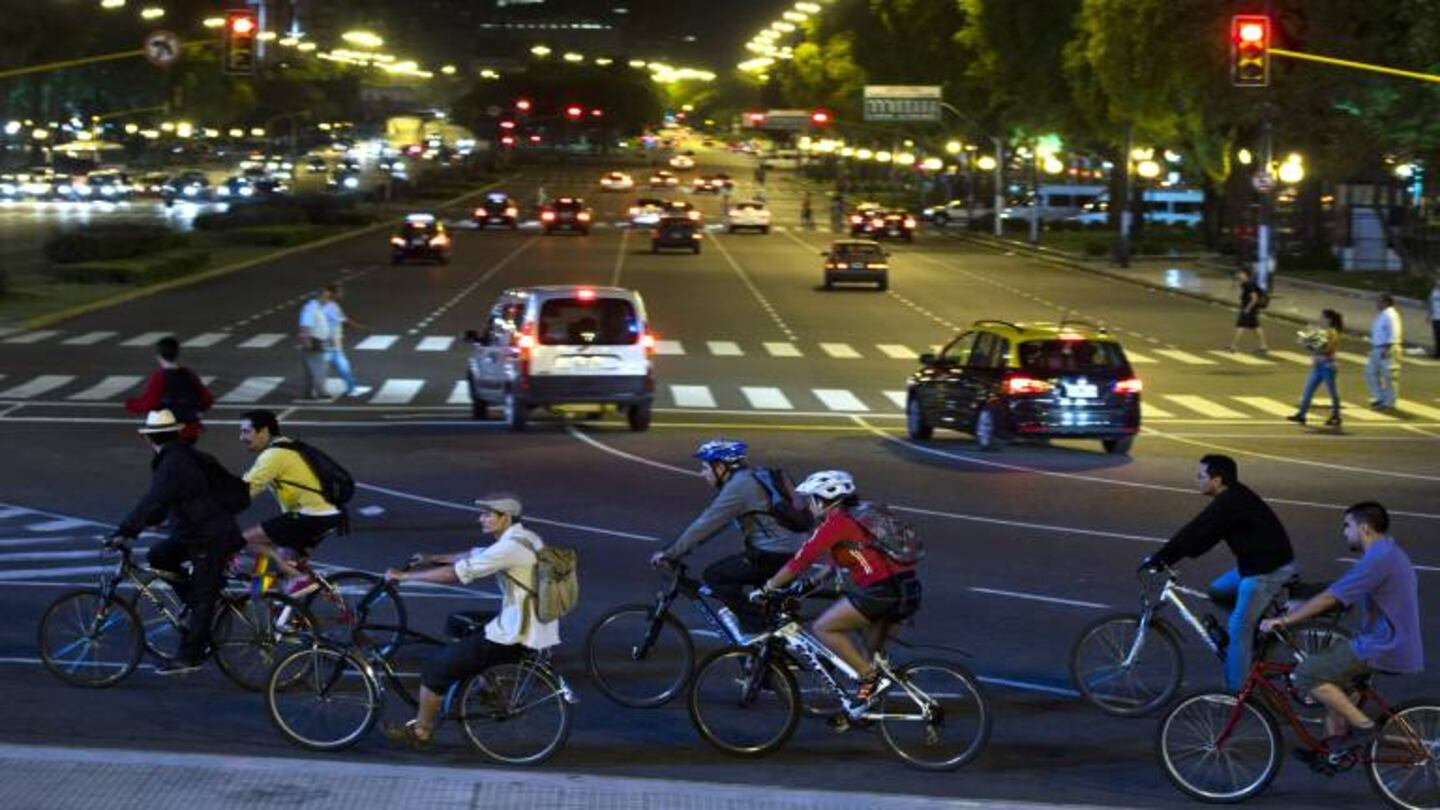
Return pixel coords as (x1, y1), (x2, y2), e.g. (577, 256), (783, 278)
(1157, 630), (1440, 808)
(686, 587), (991, 771)
(1069, 565), (1348, 717)
(36, 537), (313, 691)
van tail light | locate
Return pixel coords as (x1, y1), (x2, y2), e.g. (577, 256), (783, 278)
(641, 332), (656, 357)
(475, 207), (487, 217)
(1003, 375), (1054, 396)
(514, 324), (535, 386)
(577, 211), (592, 221)
(390, 236), (405, 246)
(1114, 377), (1143, 395)
(541, 211), (555, 221)
(429, 234), (450, 247)
(850, 215), (862, 224)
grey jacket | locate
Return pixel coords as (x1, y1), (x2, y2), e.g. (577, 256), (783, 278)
(664, 467), (805, 558)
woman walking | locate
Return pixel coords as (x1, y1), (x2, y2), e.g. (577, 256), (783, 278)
(1288, 309), (1344, 428)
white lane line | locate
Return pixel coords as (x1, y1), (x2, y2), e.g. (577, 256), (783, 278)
(884, 391), (907, 410)
(1141, 402), (1177, 419)
(1397, 399), (1440, 421)
(1162, 395), (1247, 419)
(217, 376), (284, 403)
(706, 341), (743, 357)
(1232, 396), (1296, 417)
(67, 375), (143, 401)
(416, 336), (454, 352)
(0, 548), (147, 563)
(182, 332), (229, 348)
(355, 335), (399, 351)
(1211, 350), (1273, 366)
(763, 342), (802, 358)
(0, 536), (97, 547)
(819, 342), (861, 359)
(0, 375), (75, 400)
(370, 379), (425, 404)
(1268, 350), (1314, 366)
(446, 380), (469, 405)
(740, 386), (793, 410)
(0, 566), (113, 581)
(1335, 351), (1369, 365)
(1153, 349), (1217, 365)
(708, 232), (799, 341)
(120, 331), (169, 347)
(609, 227), (629, 286)
(969, 587), (1109, 610)
(813, 389), (868, 412)
(24, 518), (94, 532)
(876, 344), (916, 360)
(238, 333), (287, 349)
(670, 385), (717, 408)
(1125, 350), (1158, 364)
(653, 340), (685, 356)
(1142, 425), (1440, 483)
(3, 330), (62, 345)
(61, 331), (118, 346)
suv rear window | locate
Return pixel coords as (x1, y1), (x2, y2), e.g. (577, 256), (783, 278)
(1019, 340), (1128, 374)
(538, 298), (639, 346)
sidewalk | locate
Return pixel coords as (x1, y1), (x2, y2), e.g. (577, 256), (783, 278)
(0, 743), (1139, 810)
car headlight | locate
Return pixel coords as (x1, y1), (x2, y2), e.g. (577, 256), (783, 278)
(239, 186), (254, 197)
(217, 187), (230, 196)
(343, 176), (359, 188)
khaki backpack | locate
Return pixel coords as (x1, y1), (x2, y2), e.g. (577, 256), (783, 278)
(505, 534), (579, 625)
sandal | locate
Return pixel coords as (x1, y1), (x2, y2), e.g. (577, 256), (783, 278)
(382, 720), (432, 751)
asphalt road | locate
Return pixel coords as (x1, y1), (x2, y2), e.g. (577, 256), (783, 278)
(0, 145), (1436, 808)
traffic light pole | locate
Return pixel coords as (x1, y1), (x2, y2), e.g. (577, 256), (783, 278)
(1256, 109), (1275, 290)
(937, 101), (1003, 237)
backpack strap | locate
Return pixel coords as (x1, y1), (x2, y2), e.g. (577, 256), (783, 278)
(499, 533), (542, 635)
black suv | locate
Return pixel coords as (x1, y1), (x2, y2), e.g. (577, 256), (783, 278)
(390, 214), (451, 264)
(541, 197), (592, 235)
(652, 216), (701, 254)
(474, 192), (519, 230)
(905, 320), (1142, 454)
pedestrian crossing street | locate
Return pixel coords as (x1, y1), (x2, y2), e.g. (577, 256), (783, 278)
(0, 503), (143, 583)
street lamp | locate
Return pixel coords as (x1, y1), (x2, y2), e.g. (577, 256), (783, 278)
(1277, 153), (1305, 184)
(531, 45), (552, 57)
(945, 140), (963, 155)
(976, 155), (996, 171)
(563, 52), (584, 63)
(1136, 159), (1161, 179)
(342, 31), (384, 49)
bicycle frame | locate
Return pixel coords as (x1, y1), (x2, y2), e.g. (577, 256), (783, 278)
(1124, 578), (1222, 669)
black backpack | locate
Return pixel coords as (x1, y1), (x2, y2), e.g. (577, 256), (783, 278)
(1255, 287), (1271, 309)
(275, 437), (355, 507)
(159, 368), (203, 424)
(750, 467), (815, 533)
(194, 449), (250, 515)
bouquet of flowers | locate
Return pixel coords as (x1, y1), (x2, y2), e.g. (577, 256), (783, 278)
(1296, 328), (1328, 352)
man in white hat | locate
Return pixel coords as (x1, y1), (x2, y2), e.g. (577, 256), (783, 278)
(114, 409), (244, 675)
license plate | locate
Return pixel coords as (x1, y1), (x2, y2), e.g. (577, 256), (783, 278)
(851, 262), (864, 269)
(411, 239), (427, 246)
(555, 355), (616, 371)
(1065, 382), (1099, 399)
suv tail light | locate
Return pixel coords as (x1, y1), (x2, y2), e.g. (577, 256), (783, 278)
(1003, 375), (1054, 396)
(541, 210), (555, 222)
(513, 323), (535, 388)
(577, 211), (592, 221)
(504, 206), (517, 216)
(429, 234), (449, 247)
(904, 217), (916, 228)
(1113, 377), (1143, 395)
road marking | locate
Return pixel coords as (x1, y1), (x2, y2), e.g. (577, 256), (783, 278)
(670, 385), (717, 408)
(740, 386), (793, 410)
(0, 565), (113, 581)
(25, 517), (94, 531)
(876, 344), (915, 360)
(708, 233), (799, 341)
(1154, 349), (1217, 365)
(1268, 350), (1314, 366)
(0, 536), (96, 547)
(1211, 350), (1273, 366)
(884, 391), (907, 409)
(0, 375), (75, 399)
(813, 389), (868, 412)
(67, 375), (142, 401)
(1405, 355), (1440, 367)
(969, 587), (1109, 610)
(4, 330), (62, 344)
(706, 341), (743, 356)
(1124, 350), (1157, 364)
(609, 227), (629, 286)
(1397, 399), (1440, 421)
(182, 332), (229, 348)
(1162, 395), (1247, 418)
(355, 335), (399, 351)
(763, 341), (801, 357)
(120, 331), (169, 347)
(1335, 351), (1369, 365)
(1337, 402), (1396, 422)
(818, 342), (861, 359)
(1141, 402), (1177, 419)
(653, 340), (685, 356)
(416, 336), (454, 352)
(61, 331), (118, 346)
(446, 380), (469, 405)
(217, 376), (284, 403)
(1232, 396), (1295, 416)
(0, 548), (147, 563)
(238, 333), (287, 349)
(370, 379), (425, 404)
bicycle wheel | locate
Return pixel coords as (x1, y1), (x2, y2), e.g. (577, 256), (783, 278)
(1369, 700), (1440, 810)
(877, 660), (992, 771)
(460, 661), (572, 765)
(267, 644), (381, 752)
(304, 571), (407, 654)
(687, 646), (800, 757)
(1158, 692), (1282, 802)
(213, 593), (312, 691)
(585, 603), (694, 708)
(131, 583), (185, 662)
(1070, 614), (1183, 717)
(37, 590), (142, 687)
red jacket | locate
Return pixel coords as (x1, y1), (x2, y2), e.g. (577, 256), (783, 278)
(125, 367), (214, 439)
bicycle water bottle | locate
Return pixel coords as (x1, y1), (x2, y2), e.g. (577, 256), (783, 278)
(715, 606), (745, 641)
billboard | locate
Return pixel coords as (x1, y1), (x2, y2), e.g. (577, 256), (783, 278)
(863, 86), (942, 122)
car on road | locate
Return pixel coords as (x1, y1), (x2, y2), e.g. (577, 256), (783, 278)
(691, 173), (733, 194)
(541, 197), (592, 235)
(725, 200), (771, 233)
(85, 170), (132, 201)
(304, 157), (329, 174)
(628, 197), (668, 227)
(905, 319), (1142, 454)
(847, 202), (885, 236)
(599, 171), (635, 192)
(328, 168), (362, 192)
(160, 171), (211, 203)
(921, 199), (988, 226)
(216, 175), (286, 200)
(647, 170), (679, 188)
(668, 154), (695, 170)
(665, 200), (701, 221)
(473, 192), (519, 230)
(651, 215), (702, 254)
(390, 214), (450, 264)
(821, 240), (889, 290)
(867, 209), (917, 241)
(463, 285), (655, 431)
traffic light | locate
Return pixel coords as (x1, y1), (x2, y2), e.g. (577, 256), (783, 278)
(1231, 14), (1270, 87)
(499, 120), (516, 130)
(515, 98), (532, 113)
(223, 10), (258, 76)
(810, 108), (832, 126)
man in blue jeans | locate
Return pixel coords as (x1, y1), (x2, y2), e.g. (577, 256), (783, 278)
(1144, 455), (1297, 691)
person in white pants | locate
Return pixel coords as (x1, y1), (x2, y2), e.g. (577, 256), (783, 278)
(1364, 295), (1403, 410)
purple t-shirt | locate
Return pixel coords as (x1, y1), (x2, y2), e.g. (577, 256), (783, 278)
(1327, 538), (1424, 673)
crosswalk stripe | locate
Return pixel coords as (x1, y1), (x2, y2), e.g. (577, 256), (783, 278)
(0, 565), (112, 581)
(877, 344), (916, 360)
(1211, 351), (1274, 366)
(370, 379), (425, 404)
(819, 342), (861, 359)
(654, 340), (685, 356)
(1404, 355), (1440, 368)
(1336, 402), (1396, 422)
(1396, 399), (1440, 421)
(1154, 350), (1218, 366)
(763, 342), (802, 358)
(182, 332), (229, 348)
(4, 329), (62, 344)
(1335, 351), (1368, 365)
(238, 333), (287, 349)
(67, 375), (143, 401)
(1142, 402), (1177, 419)
(884, 391), (907, 409)
(0, 375), (75, 399)
(416, 336), (454, 352)
(0, 548), (144, 563)
(706, 341), (743, 357)
(25, 517), (93, 531)
(1162, 395), (1247, 418)
(670, 384), (716, 408)
(355, 335), (399, 351)
(61, 331), (118, 346)
(1268, 350), (1314, 366)
(1125, 351), (1158, 364)
(741, 386), (793, 410)
(813, 389), (868, 412)
(1232, 396), (1296, 416)
(121, 331), (170, 347)
(218, 376), (284, 403)
(447, 380), (469, 405)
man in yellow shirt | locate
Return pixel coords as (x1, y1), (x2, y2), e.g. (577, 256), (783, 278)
(238, 409), (343, 594)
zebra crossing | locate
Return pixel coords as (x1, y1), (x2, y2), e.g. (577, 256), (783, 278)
(0, 503), (133, 583)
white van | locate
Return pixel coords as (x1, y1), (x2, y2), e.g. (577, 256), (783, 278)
(1002, 184), (1107, 222)
(464, 286), (655, 431)
(1073, 188), (1204, 227)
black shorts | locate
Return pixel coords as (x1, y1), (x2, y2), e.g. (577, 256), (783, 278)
(261, 512), (343, 553)
(847, 572), (922, 623)
(1236, 310), (1260, 329)
(420, 632), (524, 693)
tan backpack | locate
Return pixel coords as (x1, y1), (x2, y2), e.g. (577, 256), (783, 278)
(505, 534), (579, 624)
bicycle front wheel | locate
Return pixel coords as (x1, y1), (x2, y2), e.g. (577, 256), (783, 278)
(1369, 700), (1440, 810)
(460, 661), (572, 766)
(37, 590), (142, 687)
(584, 603), (694, 708)
(213, 593), (312, 691)
(267, 644), (381, 752)
(687, 646), (800, 758)
(1070, 614), (1183, 717)
(1158, 692), (1281, 802)
(305, 571), (407, 654)
(877, 660), (992, 771)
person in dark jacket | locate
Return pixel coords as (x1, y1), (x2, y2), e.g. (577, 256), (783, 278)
(124, 336), (214, 442)
(114, 409), (243, 674)
(1144, 455), (1296, 691)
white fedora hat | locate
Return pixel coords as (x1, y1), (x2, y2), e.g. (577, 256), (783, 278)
(137, 409), (182, 434)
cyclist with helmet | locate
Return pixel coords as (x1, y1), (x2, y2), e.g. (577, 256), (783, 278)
(756, 470), (920, 703)
(649, 439), (806, 636)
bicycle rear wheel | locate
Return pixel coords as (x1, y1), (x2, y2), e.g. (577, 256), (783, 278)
(687, 646), (800, 757)
(37, 590), (142, 687)
(213, 593), (312, 691)
(267, 644), (380, 752)
(1369, 700), (1440, 810)
(877, 660), (992, 771)
(304, 571), (407, 655)
(1158, 692), (1281, 802)
(460, 661), (572, 765)
(584, 603), (694, 708)
(1070, 614), (1183, 717)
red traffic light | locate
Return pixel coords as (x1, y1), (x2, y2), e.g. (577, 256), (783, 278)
(565, 105), (584, 119)
(810, 109), (832, 126)
(230, 15), (256, 35)
(499, 120), (516, 130)
(223, 10), (259, 76)
(1237, 21), (1265, 42)
(1231, 14), (1271, 87)
(515, 99), (532, 112)
(590, 108), (604, 118)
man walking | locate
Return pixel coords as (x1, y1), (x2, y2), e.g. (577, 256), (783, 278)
(319, 283), (372, 399)
(124, 335), (213, 442)
(1428, 279), (1439, 359)
(1227, 267), (1269, 354)
(1365, 294), (1403, 410)
(298, 288), (332, 400)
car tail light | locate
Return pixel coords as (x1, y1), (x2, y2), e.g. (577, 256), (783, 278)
(871, 218), (884, 228)
(390, 236), (405, 246)
(904, 217), (916, 228)
(577, 211), (592, 221)
(429, 234), (449, 247)
(541, 211), (555, 221)
(1003, 375), (1054, 395)
(629, 206), (639, 215)
(850, 215), (862, 224)
(504, 207), (517, 216)
(475, 208), (487, 217)
(577, 287), (596, 301)
(687, 211), (700, 220)
(641, 332), (656, 356)
(1114, 377), (1143, 395)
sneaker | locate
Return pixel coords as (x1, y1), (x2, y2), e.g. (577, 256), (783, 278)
(1331, 724), (1379, 753)
(154, 658), (204, 676)
(1325, 414), (1342, 427)
(1285, 413), (1306, 425)
(284, 575), (319, 599)
(345, 385), (373, 398)
(382, 720), (432, 751)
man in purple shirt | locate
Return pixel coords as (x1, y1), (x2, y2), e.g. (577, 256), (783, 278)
(1261, 501), (1423, 754)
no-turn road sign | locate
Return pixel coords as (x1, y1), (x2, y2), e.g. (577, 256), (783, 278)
(145, 30), (181, 68)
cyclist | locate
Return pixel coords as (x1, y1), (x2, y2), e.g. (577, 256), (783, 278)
(381, 494), (560, 750)
(1142, 454), (1295, 692)
(755, 470), (921, 706)
(1260, 501), (1422, 756)
(649, 440), (806, 638)
(237, 409), (343, 595)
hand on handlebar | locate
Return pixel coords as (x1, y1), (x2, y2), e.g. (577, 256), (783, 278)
(1258, 617), (1284, 635)
(649, 551), (675, 570)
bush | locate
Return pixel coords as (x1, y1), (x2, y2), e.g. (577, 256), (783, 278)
(52, 250), (210, 284)
(216, 225), (336, 247)
(1278, 247), (1341, 273)
(193, 205), (307, 231)
(1082, 238), (1111, 257)
(44, 225), (185, 264)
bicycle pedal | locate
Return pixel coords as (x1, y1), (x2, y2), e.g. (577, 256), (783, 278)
(826, 713), (851, 734)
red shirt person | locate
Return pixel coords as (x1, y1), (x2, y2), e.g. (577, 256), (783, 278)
(124, 336), (213, 441)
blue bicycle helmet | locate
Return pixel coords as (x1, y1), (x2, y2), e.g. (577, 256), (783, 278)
(693, 439), (748, 464)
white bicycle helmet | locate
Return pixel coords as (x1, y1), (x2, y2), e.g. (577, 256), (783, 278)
(795, 470), (856, 501)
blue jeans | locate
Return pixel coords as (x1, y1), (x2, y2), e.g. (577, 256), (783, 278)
(1208, 564), (1296, 692)
(325, 346), (356, 394)
(1296, 358), (1339, 418)
(1364, 347), (1398, 407)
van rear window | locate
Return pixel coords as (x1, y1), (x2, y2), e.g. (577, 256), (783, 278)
(538, 298), (639, 346)
(1019, 340), (1128, 374)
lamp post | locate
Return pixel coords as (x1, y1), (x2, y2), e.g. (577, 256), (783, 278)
(938, 101), (1003, 237)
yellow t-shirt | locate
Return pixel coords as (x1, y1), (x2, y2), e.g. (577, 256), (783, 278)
(242, 441), (339, 515)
